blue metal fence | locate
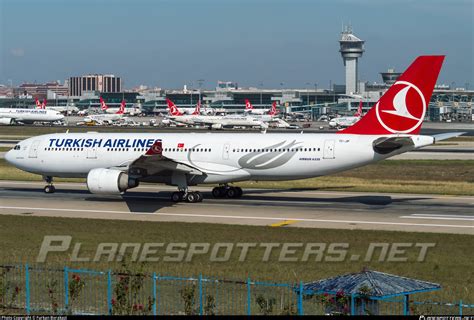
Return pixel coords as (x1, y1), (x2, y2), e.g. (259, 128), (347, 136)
(0, 264), (472, 315)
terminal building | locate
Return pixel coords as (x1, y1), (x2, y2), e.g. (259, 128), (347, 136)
(69, 74), (122, 96)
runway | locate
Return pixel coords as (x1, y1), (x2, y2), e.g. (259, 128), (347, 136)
(0, 181), (472, 235)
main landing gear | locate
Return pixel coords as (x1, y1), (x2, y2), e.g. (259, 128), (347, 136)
(171, 189), (203, 203)
(212, 185), (243, 199)
(43, 176), (56, 194)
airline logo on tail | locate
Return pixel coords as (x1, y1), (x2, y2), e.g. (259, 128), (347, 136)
(99, 97), (108, 111)
(376, 81), (426, 133)
(245, 99), (253, 110)
(339, 55), (444, 135)
(166, 98), (183, 116)
(35, 98), (46, 109)
(116, 100), (126, 115)
(192, 101), (201, 115)
(268, 101), (279, 116)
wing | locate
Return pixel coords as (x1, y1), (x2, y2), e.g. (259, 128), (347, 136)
(127, 140), (203, 177)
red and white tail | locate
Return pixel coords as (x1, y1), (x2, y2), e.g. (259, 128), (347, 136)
(116, 100), (126, 114)
(166, 98), (183, 116)
(354, 100), (363, 117)
(192, 101), (201, 115)
(268, 101), (279, 116)
(245, 99), (253, 110)
(99, 97), (108, 111)
(339, 55), (444, 135)
(35, 98), (44, 109)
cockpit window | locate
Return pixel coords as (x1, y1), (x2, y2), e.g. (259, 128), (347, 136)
(13, 145), (20, 150)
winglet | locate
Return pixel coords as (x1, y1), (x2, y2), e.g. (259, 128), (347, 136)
(146, 139), (163, 156)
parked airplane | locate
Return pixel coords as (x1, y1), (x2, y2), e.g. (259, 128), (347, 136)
(244, 99), (270, 115)
(6, 56), (462, 204)
(329, 101), (363, 129)
(0, 107), (64, 125)
(101, 98), (141, 116)
(83, 100), (125, 125)
(35, 98), (79, 114)
(165, 99), (268, 129)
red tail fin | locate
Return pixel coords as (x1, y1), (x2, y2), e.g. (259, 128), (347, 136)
(339, 55), (444, 135)
(354, 100), (362, 117)
(100, 97), (108, 111)
(116, 100), (126, 114)
(166, 98), (183, 116)
(268, 101), (278, 115)
(35, 98), (43, 109)
(192, 101), (201, 115)
(245, 99), (253, 110)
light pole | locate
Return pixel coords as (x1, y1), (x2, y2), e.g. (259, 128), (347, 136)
(259, 82), (263, 106)
(451, 82), (455, 105)
(197, 79), (204, 106)
(314, 83), (318, 106)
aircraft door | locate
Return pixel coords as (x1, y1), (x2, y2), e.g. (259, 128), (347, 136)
(28, 140), (40, 158)
(323, 140), (335, 159)
(87, 147), (97, 159)
(222, 143), (230, 160)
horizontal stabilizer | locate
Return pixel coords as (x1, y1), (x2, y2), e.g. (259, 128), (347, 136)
(432, 132), (466, 142)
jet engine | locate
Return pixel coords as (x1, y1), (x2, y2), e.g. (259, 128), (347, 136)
(86, 168), (139, 194)
(0, 118), (14, 125)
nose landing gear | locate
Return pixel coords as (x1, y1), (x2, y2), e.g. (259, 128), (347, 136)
(43, 176), (56, 194)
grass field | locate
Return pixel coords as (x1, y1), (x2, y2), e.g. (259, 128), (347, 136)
(1, 159), (472, 195)
(0, 214), (471, 302)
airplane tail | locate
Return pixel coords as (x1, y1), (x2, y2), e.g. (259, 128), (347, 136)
(35, 98), (44, 109)
(268, 101), (278, 116)
(244, 99), (253, 111)
(100, 97), (108, 111)
(339, 55), (444, 135)
(116, 100), (126, 114)
(354, 100), (362, 117)
(166, 98), (183, 116)
(192, 101), (201, 115)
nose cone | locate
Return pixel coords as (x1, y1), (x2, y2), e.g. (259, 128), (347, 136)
(4, 149), (14, 165)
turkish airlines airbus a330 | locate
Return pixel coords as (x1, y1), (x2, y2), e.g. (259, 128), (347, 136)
(5, 56), (463, 203)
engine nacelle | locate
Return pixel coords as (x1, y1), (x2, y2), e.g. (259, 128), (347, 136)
(211, 123), (223, 130)
(0, 118), (14, 125)
(86, 168), (139, 194)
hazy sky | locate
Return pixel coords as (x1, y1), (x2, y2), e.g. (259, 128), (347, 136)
(1, 0), (473, 89)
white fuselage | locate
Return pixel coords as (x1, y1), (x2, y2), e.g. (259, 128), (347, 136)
(168, 115), (267, 128)
(329, 116), (360, 128)
(5, 132), (432, 186)
(0, 108), (64, 124)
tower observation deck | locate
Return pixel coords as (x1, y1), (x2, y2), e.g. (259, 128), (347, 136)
(339, 26), (365, 95)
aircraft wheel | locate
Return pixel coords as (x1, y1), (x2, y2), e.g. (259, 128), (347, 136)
(195, 191), (203, 202)
(185, 192), (198, 203)
(226, 187), (237, 198)
(44, 185), (56, 194)
(212, 187), (225, 198)
(171, 191), (183, 202)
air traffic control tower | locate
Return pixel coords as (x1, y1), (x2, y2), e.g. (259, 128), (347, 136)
(339, 26), (364, 95)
